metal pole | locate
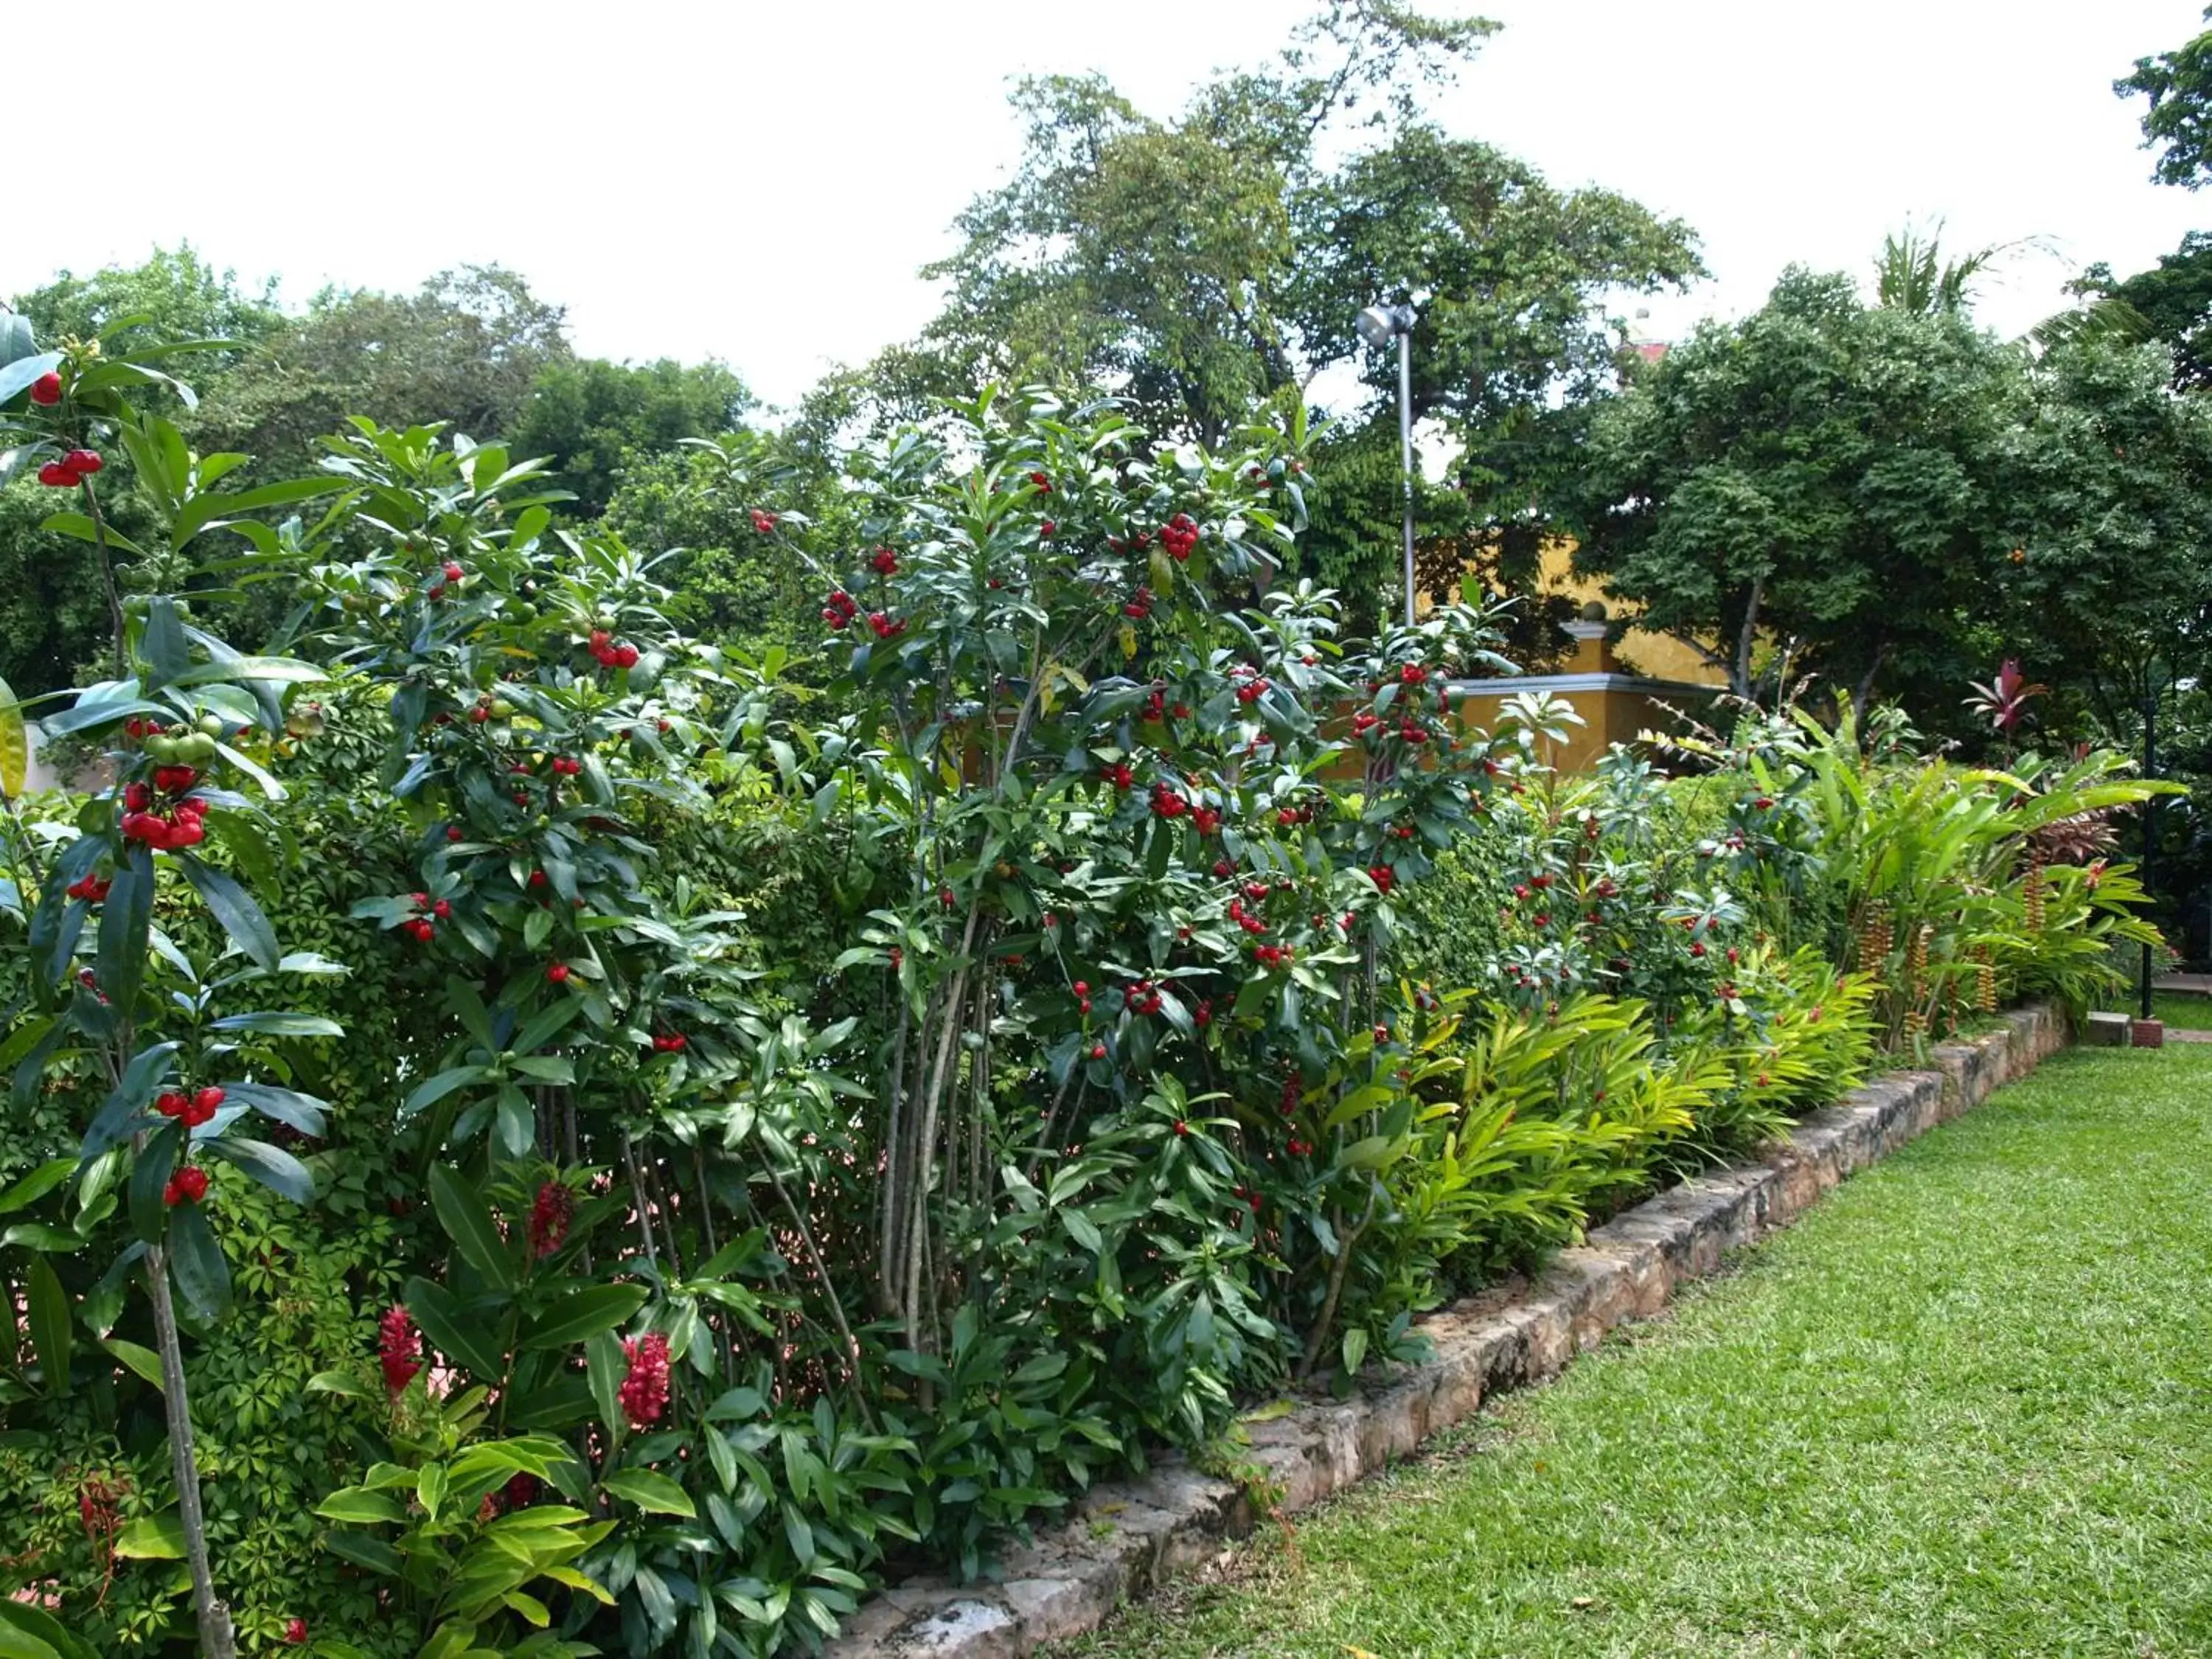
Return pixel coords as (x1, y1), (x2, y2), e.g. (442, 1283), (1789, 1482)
(1397, 325), (1415, 627)
(2143, 680), (2158, 1020)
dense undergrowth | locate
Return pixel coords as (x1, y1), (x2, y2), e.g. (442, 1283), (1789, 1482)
(0, 324), (2166, 1657)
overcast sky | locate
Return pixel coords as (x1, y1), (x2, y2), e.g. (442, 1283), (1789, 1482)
(6, 0), (2206, 410)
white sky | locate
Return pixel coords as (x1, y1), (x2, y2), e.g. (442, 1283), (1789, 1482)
(4, 0), (2206, 411)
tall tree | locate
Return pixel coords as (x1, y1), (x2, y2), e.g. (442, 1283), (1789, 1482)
(1557, 268), (2028, 709)
(2118, 5), (2212, 188)
(509, 356), (752, 516)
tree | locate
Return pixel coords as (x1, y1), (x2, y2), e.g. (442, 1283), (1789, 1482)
(2118, 4), (2212, 188)
(2068, 233), (2212, 389)
(835, 2), (1700, 635)
(1558, 268), (2029, 709)
(187, 265), (570, 479)
(2000, 337), (2212, 732)
(509, 356), (751, 516)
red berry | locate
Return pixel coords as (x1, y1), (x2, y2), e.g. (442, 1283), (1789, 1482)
(446, 825), (465, 841)
(408, 919), (434, 942)
(443, 561), (464, 582)
(36, 462), (75, 487)
(1090, 1043), (1106, 1060)
(28, 372), (61, 406)
(63, 448), (101, 476)
(547, 961), (571, 983)
(163, 1166), (209, 1207)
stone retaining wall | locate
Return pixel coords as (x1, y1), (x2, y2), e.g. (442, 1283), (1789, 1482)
(829, 1004), (2070, 1658)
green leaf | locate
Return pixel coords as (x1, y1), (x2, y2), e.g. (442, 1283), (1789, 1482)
(403, 1275), (508, 1379)
(519, 1283), (647, 1351)
(94, 848), (154, 1016)
(315, 1486), (408, 1526)
(167, 654), (326, 687)
(429, 1164), (515, 1290)
(2, 1223), (86, 1253)
(0, 349), (63, 408)
(128, 1120), (183, 1243)
(81, 1041), (179, 1160)
(0, 1157), (75, 1216)
(177, 853), (280, 970)
(0, 1598), (97, 1659)
(206, 1011), (341, 1037)
(602, 1469), (695, 1517)
(167, 1203), (231, 1321)
(102, 1338), (165, 1386)
(305, 1368), (367, 1397)
(201, 1136), (314, 1205)
(320, 1528), (406, 1576)
(0, 674), (25, 799)
(400, 1065), (489, 1120)
(26, 1256), (70, 1395)
(113, 1512), (187, 1559)
(220, 1081), (327, 1136)
(585, 1331), (625, 1444)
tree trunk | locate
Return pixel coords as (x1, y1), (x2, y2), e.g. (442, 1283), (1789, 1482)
(147, 1248), (237, 1658)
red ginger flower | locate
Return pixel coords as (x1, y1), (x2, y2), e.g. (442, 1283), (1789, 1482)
(618, 1332), (672, 1428)
(284, 1617), (309, 1645)
(527, 1182), (573, 1259)
(379, 1304), (422, 1394)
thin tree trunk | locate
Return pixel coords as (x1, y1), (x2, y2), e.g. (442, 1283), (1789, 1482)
(147, 1248), (237, 1658)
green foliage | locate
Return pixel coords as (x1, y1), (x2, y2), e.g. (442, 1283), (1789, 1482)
(2116, 4), (2212, 189)
(509, 358), (751, 518)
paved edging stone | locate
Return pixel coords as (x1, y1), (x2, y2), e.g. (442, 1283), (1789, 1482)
(827, 1004), (2068, 1657)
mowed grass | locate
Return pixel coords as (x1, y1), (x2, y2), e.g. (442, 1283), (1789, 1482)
(2097, 990), (2212, 1032)
(1059, 1046), (2212, 1659)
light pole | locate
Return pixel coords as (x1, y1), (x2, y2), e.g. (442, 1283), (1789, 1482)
(1357, 300), (1419, 627)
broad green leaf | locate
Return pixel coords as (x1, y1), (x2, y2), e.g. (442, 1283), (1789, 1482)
(168, 655), (326, 687)
(403, 1275), (508, 1379)
(401, 1065), (489, 1120)
(602, 1468), (695, 1517)
(519, 1283), (647, 1351)
(315, 1486), (408, 1526)
(206, 1011), (341, 1037)
(0, 1156), (75, 1215)
(167, 1203), (231, 1321)
(429, 1163), (515, 1290)
(201, 1136), (314, 1204)
(305, 1368), (367, 1397)
(220, 1081), (328, 1136)
(113, 1512), (186, 1559)
(177, 853), (280, 970)
(102, 1338), (165, 1386)
(0, 674), (24, 798)
(26, 1256), (69, 1395)
(80, 1040), (180, 1160)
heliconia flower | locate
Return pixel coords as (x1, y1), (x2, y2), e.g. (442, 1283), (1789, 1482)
(617, 1332), (672, 1428)
(379, 1304), (422, 1394)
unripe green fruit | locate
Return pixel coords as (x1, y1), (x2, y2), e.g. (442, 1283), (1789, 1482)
(145, 734), (179, 762)
(490, 698), (516, 719)
(197, 714), (224, 738)
(180, 734), (218, 765)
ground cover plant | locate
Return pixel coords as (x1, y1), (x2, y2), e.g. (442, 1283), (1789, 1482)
(0, 307), (2168, 1659)
(1056, 1043), (2212, 1659)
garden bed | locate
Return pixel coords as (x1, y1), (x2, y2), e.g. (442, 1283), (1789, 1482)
(828, 1004), (2067, 1658)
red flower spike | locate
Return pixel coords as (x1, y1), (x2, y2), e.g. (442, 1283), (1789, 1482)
(618, 1332), (672, 1428)
(527, 1182), (574, 1258)
(284, 1618), (309, 1645)
(378, 1305), (422, 1394)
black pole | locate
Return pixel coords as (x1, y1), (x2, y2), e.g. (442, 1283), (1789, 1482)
(2143, 679), (2159, 1020)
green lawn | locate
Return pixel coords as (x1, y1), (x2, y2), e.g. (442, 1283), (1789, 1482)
(1060, 1046), (2212, 1659)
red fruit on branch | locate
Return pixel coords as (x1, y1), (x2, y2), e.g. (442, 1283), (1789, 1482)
(284, 1618), (309, 1645)
(28, 372), (61, 406)
(432, 899), (452, 919)
(1028, 470), (1052, 493)
(446, 824), (465, 842)
(155, 1092), (189, 1120)
(442, 561), (464, 582)
(1039, 519), (1056, 537)
(1090, 1043), (1107, 1060)
(546, 961), (571, 984)
(163, 1166), (209, 1207)
(407, 919), (435, 943)
(748, 508), (777, 534)
(870, 546), (899, 575)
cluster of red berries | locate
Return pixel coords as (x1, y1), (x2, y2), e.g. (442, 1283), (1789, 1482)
(549, 755), (582, 778)
(1368, 864), (1396, 896)
(1150, 782), (1188, 819)
(121, 785), (206, 849)
(526, 1182), (574, 1259)
(1104, 760), (1135, 791)
(1072, 979), (1092, 1015)
(163, 1165), (209, 1207)
(822, 588), (860, 629)
(1028, 470), (1053, 493)
(589, 629), (641, 670)
(156, 1086), (225, 1129)
(1121, 979), (1164, 1016)
(867, 611), (905, 639)
(1161, 513), (1198, 560)
(649, 1031), (689, 1052)
(1227, 893), (1270, 939)
(379, 1304), (422, 1394)
(66, 872), (111, 902)
(1122, 584), (1154, 620)
(749, 508), (778, 534)
(1139, 687), (1192, 723)
(618, 1332), (672, 1428)
(869, 546), (899, 575)
(1233, 670), (1270, 706)
(1192, 805), (1221, 835)
(427, 560), (465, 601)
(1275, 801), (1316, 828)
(37, 447), (102, 488)
(1253, 942), (1295, 969)
(1285, 1138), (1313, 1156)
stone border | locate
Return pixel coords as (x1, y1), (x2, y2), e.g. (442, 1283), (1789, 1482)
(829, 1004), (2068, 1658)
